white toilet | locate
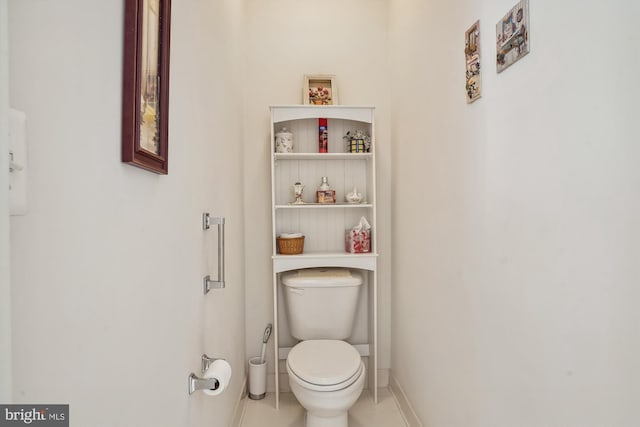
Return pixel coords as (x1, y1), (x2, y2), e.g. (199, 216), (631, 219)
(281, 268), (365, 427)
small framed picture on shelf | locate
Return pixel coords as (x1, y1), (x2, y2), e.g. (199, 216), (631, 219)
(303, 74), (338, 105)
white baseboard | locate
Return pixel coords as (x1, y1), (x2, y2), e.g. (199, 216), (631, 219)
(389, 373), (422, 427)
(231, 375), (248, 427)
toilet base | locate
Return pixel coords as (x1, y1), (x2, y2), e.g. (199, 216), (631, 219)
(306, 412), (348, 427)
(288, 359), (365, 427)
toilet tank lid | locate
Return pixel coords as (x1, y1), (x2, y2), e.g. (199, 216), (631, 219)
(281, 268), (363, 288)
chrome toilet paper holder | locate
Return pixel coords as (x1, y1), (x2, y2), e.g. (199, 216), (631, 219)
(188, 354), (223, 395)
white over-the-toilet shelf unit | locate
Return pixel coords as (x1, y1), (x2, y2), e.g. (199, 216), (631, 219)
(269, 105), (378, 408)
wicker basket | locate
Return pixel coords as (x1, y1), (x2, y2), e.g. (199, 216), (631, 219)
(277, 236), (305, 255)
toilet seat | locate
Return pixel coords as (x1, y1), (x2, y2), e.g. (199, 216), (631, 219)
(287, 340), (363, 392)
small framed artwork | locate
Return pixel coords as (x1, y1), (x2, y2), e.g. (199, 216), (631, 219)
(465, 20), (482, 103)
(303, 74), (338, 105)
(496, 0), (529, 73)
(122, 0), (172, 174)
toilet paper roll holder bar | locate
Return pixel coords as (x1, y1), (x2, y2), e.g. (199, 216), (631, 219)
(188, 354), (223, 395)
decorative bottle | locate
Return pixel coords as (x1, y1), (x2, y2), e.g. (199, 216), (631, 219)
(316, 176), (336, 204)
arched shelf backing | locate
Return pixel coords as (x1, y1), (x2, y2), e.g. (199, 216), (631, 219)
(271, 105), (375, 124)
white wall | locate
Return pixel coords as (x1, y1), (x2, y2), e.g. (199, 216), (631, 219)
(0, 0), (12, 403)
(242, 0), (393, 388)
(13, 1), (639, 425)
(8, 1), (245, 426)
(389, 0), (640, 425)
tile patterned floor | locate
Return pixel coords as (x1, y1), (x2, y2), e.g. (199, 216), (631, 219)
(240, 388), (407, 427)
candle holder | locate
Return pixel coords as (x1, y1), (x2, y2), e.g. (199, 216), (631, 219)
(292, 182), (305, 204)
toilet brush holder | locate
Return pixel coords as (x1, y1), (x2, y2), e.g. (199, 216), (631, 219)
(248, 356), (267, 400)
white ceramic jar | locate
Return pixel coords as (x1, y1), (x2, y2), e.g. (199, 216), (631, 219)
(275, 127), (293, 153)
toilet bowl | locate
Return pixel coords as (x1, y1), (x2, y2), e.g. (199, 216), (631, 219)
(286, 339), (365, 427)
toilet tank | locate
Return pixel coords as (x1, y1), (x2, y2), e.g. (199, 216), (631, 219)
(281, 268), (363, 340)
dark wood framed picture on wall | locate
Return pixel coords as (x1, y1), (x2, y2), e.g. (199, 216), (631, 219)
(122, 0), (172, 174)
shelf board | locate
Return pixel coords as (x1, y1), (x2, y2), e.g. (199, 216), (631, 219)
(272, 251), (377, 273)
(275, 203), (372, 209)
(274, 153), (372, 161)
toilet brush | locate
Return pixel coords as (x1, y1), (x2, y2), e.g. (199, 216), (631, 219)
(260, 323), (273, 364)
